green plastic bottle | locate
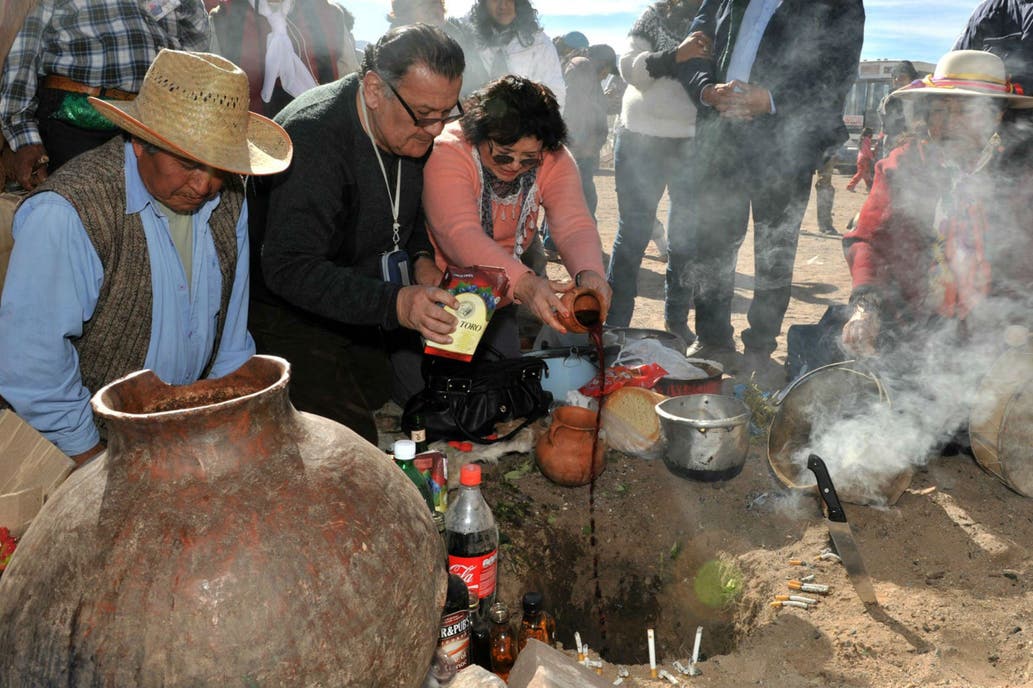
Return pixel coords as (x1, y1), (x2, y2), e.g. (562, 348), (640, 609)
(393, 439), (435, 512)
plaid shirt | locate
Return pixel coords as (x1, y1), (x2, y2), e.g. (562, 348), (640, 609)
(0, 0), (211, 150)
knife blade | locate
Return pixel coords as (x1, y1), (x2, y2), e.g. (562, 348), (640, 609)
(807, 454), (879, 606)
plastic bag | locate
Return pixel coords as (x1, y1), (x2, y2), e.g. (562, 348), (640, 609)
(578, 363), (667, 398)
(614, 338), (710, 380)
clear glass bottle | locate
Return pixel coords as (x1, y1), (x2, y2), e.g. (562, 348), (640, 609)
(445, 464), (498, 619)
(393, 439), (434, 512)
(488, 602), (517, 681)
(517, 591), (556, 650)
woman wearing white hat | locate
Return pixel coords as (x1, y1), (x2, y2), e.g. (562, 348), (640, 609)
(841, 50), (1033, 357)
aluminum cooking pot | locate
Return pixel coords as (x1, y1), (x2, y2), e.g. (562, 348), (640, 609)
(655, 394), (751, 482)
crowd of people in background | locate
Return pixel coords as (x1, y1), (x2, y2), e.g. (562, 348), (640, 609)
(1, 0), (1032, 456)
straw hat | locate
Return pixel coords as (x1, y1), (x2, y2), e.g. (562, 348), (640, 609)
(90, 49), (293, 175)
(892, 50), (1033, 109)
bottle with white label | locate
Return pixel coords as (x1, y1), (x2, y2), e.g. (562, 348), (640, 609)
(445, 463), (499, 620)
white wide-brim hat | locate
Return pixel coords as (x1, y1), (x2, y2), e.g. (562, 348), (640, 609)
(891, 49), (1033, 109)
(90, 49), (293, 175)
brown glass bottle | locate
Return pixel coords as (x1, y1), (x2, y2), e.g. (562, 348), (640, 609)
(517, 591), (556, 650)
(488, 602), (517, 681)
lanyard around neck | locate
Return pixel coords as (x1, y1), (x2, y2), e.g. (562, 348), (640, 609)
(359, 82), (402, 250)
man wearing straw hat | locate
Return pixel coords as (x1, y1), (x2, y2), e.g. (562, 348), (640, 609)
(0, 49), (292, 465)
(249, 24), (465, 445)
(842, 50), (1033, 357)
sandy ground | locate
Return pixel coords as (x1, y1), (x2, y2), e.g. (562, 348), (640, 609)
(471, 170), (1033, 688)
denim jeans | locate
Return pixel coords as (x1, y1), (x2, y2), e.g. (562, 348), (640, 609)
(685, 119), (814, 354)
(606, 128), (696, 326)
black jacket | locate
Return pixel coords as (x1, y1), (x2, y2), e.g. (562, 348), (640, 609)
(955, 0), (1033, 92)
(675, 0), (865, 172)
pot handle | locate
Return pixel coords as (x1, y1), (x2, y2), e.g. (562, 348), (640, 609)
(547, 416), (563, 444)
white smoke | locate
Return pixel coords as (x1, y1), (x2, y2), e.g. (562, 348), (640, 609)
(782, 297), (1029, 506)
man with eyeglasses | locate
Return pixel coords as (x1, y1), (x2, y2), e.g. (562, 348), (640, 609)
(248, 24), (466, 445)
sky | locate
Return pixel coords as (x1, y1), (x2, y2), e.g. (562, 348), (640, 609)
(340, 1), (983, 66)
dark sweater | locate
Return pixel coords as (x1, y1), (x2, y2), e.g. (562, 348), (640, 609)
(249, 74), (434, 330)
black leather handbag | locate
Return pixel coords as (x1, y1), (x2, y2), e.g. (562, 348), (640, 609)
(402, 354), (552, 444)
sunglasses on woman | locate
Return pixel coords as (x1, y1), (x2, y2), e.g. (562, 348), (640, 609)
(488, 141), (542, 169)
(378, 73), (463, 128)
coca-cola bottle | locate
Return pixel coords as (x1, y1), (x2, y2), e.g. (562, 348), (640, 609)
(445, 463), (498, 620)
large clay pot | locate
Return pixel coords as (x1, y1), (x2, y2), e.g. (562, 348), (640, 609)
(0, 356), (445, 686)
(535, 405), (605, 486)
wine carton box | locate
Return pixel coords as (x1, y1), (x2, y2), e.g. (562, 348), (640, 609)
(0, 409), (75, 536)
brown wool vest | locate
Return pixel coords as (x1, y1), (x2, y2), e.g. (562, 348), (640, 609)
(29, 137), (243, 399)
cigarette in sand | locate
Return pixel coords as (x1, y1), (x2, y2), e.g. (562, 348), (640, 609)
(657, 669), (680, 684)
(800, 573), (816, 582)
(771, 600), (810, 609)
(776, 594), (818, 605)
(648, 628), (657, 678)
(818, 552), (843, 563)
(617, 666), (630, 678)
(673, 660), (689, 675)
(582, 643), (590, 665)
(586, 659), (603, 668)
(575, 631), (584, 660)
(691, 625), (703, 665)
(788, 558), (807, 566)
(788, 579), (830, 594)
(613, 679), (624, 686)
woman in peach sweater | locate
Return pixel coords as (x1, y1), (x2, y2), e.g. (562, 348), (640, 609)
(423, 75), (611, 355)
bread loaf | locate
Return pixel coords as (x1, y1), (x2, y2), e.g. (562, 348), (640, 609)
(601, 387), (666, 458)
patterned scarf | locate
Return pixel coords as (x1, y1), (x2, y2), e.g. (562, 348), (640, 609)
(473, 147), (539, 258)
(630, 2), (695, 52)
(927, 135), (997, 319)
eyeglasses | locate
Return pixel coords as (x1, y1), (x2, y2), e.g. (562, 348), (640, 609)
(378, 73), (463, 128)
(487, 141), (542, 169)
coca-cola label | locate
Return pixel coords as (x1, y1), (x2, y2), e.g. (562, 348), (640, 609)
(448, 550), (498, 599)
(439, 609), (470, 670)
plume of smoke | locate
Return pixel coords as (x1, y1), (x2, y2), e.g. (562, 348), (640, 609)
(787, 296), (1027, 506)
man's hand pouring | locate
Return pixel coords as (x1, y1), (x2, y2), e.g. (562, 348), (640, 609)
(397, 285), (459, 344)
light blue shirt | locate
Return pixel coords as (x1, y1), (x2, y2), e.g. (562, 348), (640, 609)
(726, 0), (781, 111)
(0, 141), (255, 455)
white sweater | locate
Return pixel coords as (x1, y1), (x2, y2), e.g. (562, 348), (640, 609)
(619, 35), (696, 139)
(474, 30), (566, 111)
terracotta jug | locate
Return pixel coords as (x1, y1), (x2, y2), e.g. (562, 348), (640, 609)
(557, 287), (603, 334)
(0, 356), (445, 686)
(535, 405), (605, 486)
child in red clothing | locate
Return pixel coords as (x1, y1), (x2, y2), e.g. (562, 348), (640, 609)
(846, 127), (876, 192)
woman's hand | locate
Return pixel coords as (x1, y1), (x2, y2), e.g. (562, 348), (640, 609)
(412, 254), (443, 287)
(514, 271), (568, 333)
(842, 306), (879, 357)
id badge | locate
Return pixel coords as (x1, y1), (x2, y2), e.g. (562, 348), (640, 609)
(381, 248), (411, 286)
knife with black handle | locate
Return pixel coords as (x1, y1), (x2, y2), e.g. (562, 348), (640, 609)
(808, 454), (879, 606)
